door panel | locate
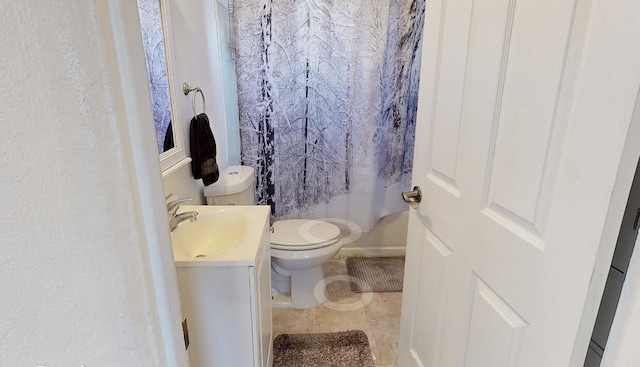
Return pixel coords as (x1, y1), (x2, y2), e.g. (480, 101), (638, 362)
(485, 0), (574, 231)
(429, 0), (472, 190)
(410, 228), (453, 367)
(464, 277), (527, 367)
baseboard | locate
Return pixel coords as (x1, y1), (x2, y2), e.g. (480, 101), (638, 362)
(337, 246), (406, 257)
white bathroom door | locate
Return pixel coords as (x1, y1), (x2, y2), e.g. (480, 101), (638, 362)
(398, 0), (640, 366)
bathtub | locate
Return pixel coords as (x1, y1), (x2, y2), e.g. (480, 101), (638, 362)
(336, 210), (408, 257)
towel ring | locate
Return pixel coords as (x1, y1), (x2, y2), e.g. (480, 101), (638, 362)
(182, 83), (206, 119)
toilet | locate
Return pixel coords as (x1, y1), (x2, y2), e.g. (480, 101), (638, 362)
(204, 165), (343, 309)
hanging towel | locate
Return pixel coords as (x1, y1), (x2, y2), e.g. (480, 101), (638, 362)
(163, 120), (174, 152)
(190, 113), (219, 185)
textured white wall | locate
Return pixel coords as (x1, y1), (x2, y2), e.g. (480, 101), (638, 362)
(0, 1), (178, 365)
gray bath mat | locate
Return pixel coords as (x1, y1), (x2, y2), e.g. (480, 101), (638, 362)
(346, 257), (405, 293)
(273, 330), (374, 367)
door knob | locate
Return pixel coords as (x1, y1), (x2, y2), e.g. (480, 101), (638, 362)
(402, 186), (422, 209)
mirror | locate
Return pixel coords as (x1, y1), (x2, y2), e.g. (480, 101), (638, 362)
(136, 0), (187, 174)
(137, 0), (174, 154)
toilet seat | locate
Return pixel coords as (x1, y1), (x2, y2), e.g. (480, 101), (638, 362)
(270, 219), (341, 251)
(271, 237), (341, 251)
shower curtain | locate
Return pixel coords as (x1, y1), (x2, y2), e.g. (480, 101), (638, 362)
(233, 0), (425, 232)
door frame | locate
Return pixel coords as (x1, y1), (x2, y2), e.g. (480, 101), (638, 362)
(597, 93), (640, 366)
(98, 1), (189, 366)
(568, 1), (640, 361)
(100, 0), (640, 366)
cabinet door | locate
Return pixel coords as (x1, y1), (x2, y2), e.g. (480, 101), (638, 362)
(250, 239), (273, 367)
(257, 246), (273, 367)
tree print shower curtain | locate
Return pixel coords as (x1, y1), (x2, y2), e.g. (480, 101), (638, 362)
(234, 0), (425, 232)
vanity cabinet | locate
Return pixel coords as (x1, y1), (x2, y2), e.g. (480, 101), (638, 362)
(175, 211), (272, 367)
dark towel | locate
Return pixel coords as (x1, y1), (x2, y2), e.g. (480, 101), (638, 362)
(163, 120), (174, 152)
(190, 113), (219, 185)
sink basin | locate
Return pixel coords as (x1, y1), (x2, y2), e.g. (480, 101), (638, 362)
(170, 205), (270, 266)
(171, 210), (248, 257)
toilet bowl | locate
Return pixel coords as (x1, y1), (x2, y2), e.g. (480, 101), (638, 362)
(204, 165), (343, 309)
(270, 219), (343, 309)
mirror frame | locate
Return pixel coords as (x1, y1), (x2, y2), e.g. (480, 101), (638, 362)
(155, 0), (186, 172)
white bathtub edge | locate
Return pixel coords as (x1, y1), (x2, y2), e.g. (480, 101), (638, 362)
(337, 246), (406, 257)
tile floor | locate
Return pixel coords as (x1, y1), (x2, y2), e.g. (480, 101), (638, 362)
(272, 257), (402, 367)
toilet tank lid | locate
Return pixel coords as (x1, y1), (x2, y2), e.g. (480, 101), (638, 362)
(271, 219), (341, 246)
(204, 165), (254, 197)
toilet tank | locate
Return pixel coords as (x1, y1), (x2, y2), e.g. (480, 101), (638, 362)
(204, 165), (255, 205)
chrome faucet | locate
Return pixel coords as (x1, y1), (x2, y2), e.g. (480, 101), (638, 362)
(167, 197), (198, 231)
(170, 211), (198, 231)
(167, 197), (193, 217)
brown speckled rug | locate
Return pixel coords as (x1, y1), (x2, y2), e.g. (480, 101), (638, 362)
(273, 330), (374, 367)
(346, 257), (405, 293)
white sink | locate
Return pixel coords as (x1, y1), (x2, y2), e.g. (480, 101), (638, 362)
(170, 205), (270, 266)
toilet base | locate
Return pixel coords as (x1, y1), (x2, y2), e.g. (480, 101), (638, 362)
(271, 265), (327, 309)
